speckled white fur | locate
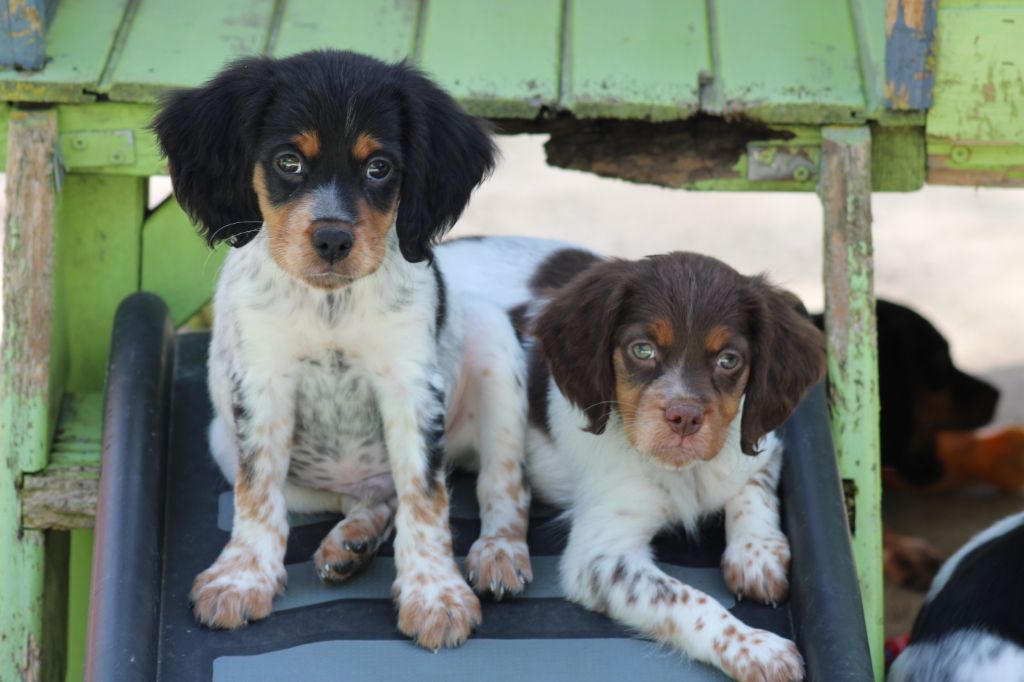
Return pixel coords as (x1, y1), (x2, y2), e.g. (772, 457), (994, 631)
(196, 227), (532, 646)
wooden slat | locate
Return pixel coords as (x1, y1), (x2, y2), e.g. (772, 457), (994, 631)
(142, 198), (227, 326)
(1, 107), (58, 682)
(56, 175), (146, 391)
(819, 126), (883, 681)
(565, 0), (710, 120)
(927, 3), (1024, 142)
(709, 0), (866, 123)
(104, 0), (276, 101)
(883, 0), (937, 111)
(273, 0), (419, 61)
(417, 0), (562, 117)
(0, 0), (128, 103)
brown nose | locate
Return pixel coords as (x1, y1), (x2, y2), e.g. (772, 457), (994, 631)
(665, 402), (704, 437)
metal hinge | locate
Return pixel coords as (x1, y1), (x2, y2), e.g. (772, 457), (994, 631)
(58, 130), (136, 169)
(747, 143), (819, 183)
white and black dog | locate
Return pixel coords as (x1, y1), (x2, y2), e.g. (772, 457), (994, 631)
(154, 51), (532, 649)
(889, 511), (1024, 682)
(440, 237), (825, 682)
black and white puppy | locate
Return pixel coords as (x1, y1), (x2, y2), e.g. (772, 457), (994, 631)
(889, 511), (1024, 682)
(441, 237), (824, 681)
(153, 51), (532, 649)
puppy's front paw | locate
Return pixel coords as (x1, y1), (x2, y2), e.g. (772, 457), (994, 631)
(717, 627), (804, 682)
(465, 535), (533, 599)
(394, 573), (481, 650)
(722, 531), (791, 605)
(191, 549), (286, 628)
(314, 517), (387, 583)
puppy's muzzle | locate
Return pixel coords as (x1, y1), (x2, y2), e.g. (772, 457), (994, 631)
(312, 224), (354, 264)
(665, 401), (704, 437)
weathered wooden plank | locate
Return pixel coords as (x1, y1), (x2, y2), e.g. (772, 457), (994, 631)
(926, 3), (1024, 185)
(0, 0), (54, 70)
(871, 124), (925, 191)
(709, 0), (865, 123)
(564, 0), (709, 120)
(142, 198), (226, 326)
(273, 0), (419, 60)
(55, 175), (146, 391)
(1, 108), (58, 682)
(417, 0), (561, 118)
(884, 0), (937, 110)
(850, 0), (888, 116)
(65, 529), (93, 682)
(104, 0), (276, 101)
(0, 0), (128, 103)
(819, 126), (883, 681)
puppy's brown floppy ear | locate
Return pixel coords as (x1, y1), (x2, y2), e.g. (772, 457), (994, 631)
(532, 261), (631, 435)
(740, 279), (826, 454)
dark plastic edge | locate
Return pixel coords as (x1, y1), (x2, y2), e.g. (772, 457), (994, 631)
(780, 382), (874, 681)
(85, 292), (175, 682)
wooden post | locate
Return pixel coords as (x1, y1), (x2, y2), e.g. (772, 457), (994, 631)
(1, 109), (59, 681)
(819, 125), (883, 680)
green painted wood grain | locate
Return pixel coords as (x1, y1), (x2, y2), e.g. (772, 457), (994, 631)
(57, 102), (166, 176)
(565, 0), (710, 120)
(1, 109), (58, 682)
(64, 529), (93, 682)
(417, 0), (562, 117)
(105, 0), (276, 101)
(142, 198), (227, 326)
(55, 175), (145, 391)
(710, 0), (866, 123)
(928, 3), (1024, 143)
(274, 0), (419, 61)
(820, 126), (883, 681)
(0, 0), (128, 102)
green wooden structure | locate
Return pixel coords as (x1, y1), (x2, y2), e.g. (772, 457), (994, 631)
(1, 1), (1021, 680)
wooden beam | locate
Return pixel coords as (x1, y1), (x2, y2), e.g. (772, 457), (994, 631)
(818, 125), (883, 681)
(1, 108), (58, 682)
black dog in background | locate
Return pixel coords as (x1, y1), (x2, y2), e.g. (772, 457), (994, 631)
(814, 300), (1001, 589)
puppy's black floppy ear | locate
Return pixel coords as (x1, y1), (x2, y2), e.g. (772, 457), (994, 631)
(396, 67), (496, 263)
(740, 280), (826, 454)
(153, 57), (275, 248)
(532, 261), (631, 435)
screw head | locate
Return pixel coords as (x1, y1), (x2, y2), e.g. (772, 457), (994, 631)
(110, 152), (124, 164)
(71, 137), (87, 150)
(793, 165), (811, 182)
(951, 146), (970, 163)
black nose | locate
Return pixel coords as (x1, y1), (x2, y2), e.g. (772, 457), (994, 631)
(665, 402), (704, 437)
(311, 226), (354, 264)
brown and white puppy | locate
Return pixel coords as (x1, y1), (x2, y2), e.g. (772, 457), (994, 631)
(528, 249), (823, 681)
(153, 51), (532, 649)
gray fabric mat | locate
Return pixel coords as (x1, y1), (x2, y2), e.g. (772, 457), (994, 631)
(274, 557), (735, 613)
(213, 638), (731, 681)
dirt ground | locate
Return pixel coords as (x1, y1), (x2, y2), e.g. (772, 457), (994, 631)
(3, 133), (1022, 637)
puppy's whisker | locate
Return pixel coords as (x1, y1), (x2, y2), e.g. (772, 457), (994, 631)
(201, 226), (263, 275)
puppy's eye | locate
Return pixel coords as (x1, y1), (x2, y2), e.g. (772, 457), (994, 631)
(366, 158), (392, 181)
(716, 351), (741, 370)
(630, 342), (656, 361)
(275, 153), (303, 175)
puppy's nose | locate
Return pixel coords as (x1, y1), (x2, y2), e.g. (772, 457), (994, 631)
(311, 226), (354, 264)
(665, 402), (704, 437)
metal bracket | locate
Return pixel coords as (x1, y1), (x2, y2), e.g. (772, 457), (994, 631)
(747, 143), (819, 182)
(58, 130), (136, 169)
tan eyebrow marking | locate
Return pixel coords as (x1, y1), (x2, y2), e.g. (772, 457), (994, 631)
(352, 132), (381, 162)
(705, 324), (731, 353)
(292, 130), (320, 158)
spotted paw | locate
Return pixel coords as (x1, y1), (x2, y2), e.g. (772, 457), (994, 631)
(717, 627), (805, 682)
(314, 518), (386, 583)
(394, 574), (481, 650)
(465, 534), (532, 599)
(721, 530), (791, 605)
(190, 550), (286, 629)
